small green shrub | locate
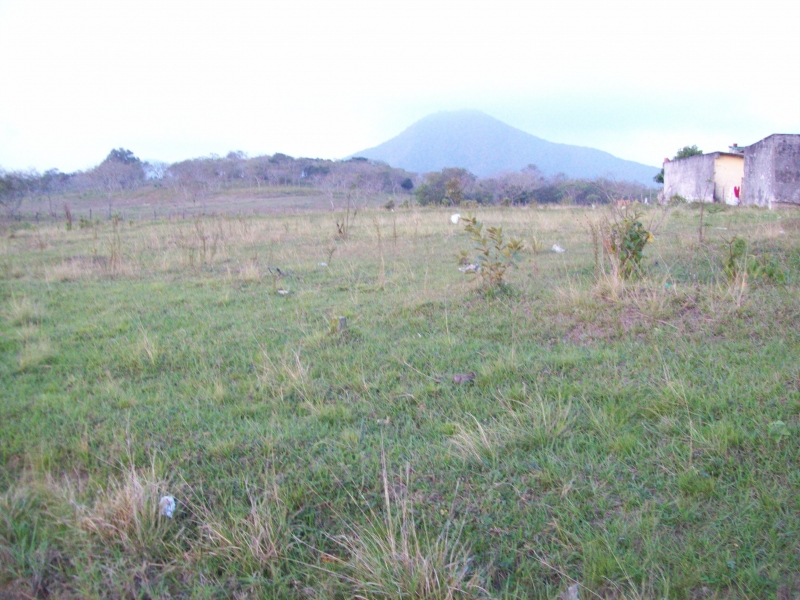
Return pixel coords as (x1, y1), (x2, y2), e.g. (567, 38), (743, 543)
(723, 236), (786, 283)
(607, 213), (653, 279)
(457, 214), (524, 289)
(723, 236), (748, 282)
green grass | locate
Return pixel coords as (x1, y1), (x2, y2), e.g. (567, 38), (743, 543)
(1, 203), (799, 598)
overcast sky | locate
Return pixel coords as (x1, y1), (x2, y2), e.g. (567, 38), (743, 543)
(1, 0), (798, 173)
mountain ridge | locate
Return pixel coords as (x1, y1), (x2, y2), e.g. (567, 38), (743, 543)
(351, 110), (659, 186)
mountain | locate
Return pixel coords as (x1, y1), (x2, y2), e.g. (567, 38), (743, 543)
(350, 110), (659, 186)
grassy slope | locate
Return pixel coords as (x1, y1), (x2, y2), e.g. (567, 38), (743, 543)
(1, 204), (799, 598)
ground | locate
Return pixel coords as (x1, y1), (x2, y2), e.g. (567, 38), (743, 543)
(1, 192), (799, 599)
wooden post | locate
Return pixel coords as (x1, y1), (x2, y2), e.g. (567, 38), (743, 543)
(337, 316), (347, 332)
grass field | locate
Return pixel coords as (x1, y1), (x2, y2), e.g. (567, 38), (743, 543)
(1, 200), (799, 599)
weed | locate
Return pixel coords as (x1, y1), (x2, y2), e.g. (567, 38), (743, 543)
(373, 215), (386, 290)
(78, 216), (95, 230)
(722, 235), (786, 286)
(325, 244), (337, 266)
(63, 204), (73, 231)
(105, 218), (123, 276)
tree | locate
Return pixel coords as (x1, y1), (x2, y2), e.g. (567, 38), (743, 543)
(414, 168), (475, 206)
(674, 145), (703, 159)
(654, 145), (704, 183)
(0, 169), (36, 215)
(106, 148), (142, 165)
(164, 157), (219, 203)
(490, 167), (546, 205)
(143, 161), (169, 181)
(91, 148), (146, 198)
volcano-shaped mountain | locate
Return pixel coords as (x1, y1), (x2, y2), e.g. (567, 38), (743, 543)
(351, 110), (659, 185)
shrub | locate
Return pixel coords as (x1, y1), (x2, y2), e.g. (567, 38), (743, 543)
(723, 236), (786, 283)
(607, 213), (653, 279)
(457, 215), (524, 289)
(589, 212), (653, 282)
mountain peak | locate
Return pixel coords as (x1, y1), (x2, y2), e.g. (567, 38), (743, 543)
(352, 111), (659, 185)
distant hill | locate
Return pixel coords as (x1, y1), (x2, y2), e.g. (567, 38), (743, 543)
(351, 110), (659, 186)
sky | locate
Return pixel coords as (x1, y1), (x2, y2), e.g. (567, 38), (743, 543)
(1, 0), (799, 173)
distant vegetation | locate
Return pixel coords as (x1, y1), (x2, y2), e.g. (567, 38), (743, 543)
(0, 149), (417, 217)
(1, 148), (656, 218)
(415, 165), (654, 207)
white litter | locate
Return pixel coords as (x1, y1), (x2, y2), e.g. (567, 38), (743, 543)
(458, 263), (479, 273)
(277, 289), (290, 295)
(318, 262), (327, 267)
(450, 213), (461, 224)
(552, 244), (566, 253)
(565, 583), (580, 600)
(159, 495), (175, 518)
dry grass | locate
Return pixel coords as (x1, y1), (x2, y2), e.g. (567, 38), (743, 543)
(193, 475), (290, 579)
(449, 417), (507, 464)
(4, 296), (43, 326)
(449, 396), (573, 465)
(137, 327), (159, 366)
(72, 464), (176, 555)
(238, 260), (261, 282)
(18, 338), (55, 371)
(335, 459), (486, 600)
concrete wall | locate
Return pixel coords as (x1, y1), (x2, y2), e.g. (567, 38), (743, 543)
(743, 134), (800, 207)
(743, 137), (776, 207)
(713, 154), (744, 205)
(663, 153), (716, 202)
(772, 135), (800, 205)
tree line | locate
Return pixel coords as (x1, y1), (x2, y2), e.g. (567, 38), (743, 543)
(1, 148), (655, 216)
(413, 165), (655, 207)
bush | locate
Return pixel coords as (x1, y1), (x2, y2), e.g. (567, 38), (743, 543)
(457, 214), (524, 289)
(723, 236), (786, 283)
(608, 213), (653, 279)
(589, 211), (653, 281)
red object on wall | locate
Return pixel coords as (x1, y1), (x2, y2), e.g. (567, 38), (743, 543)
(734, 186), (740, 199)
